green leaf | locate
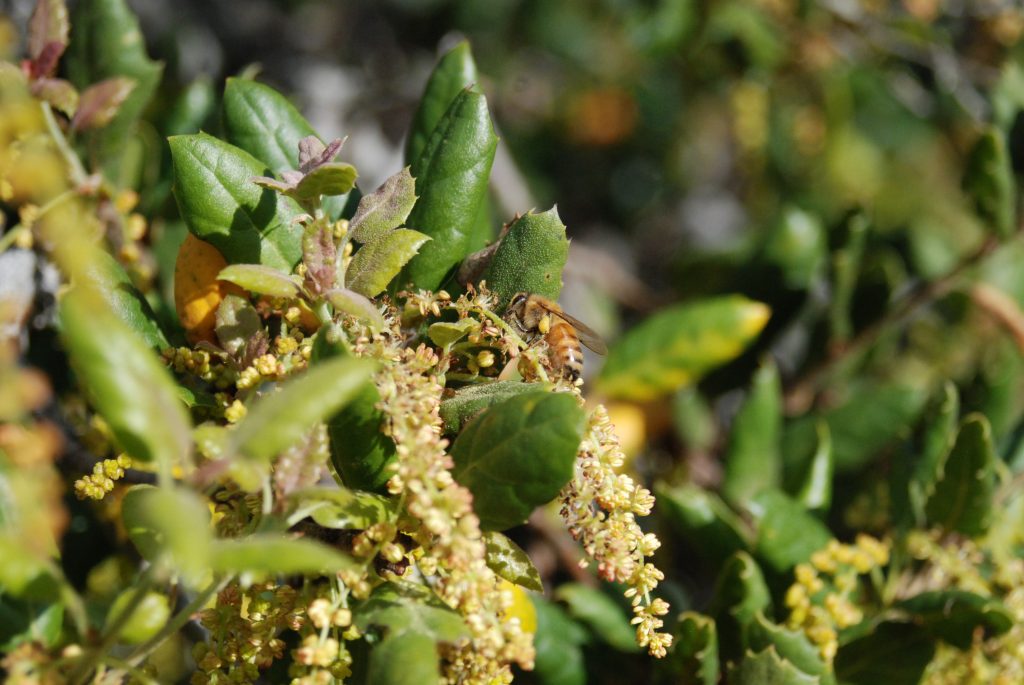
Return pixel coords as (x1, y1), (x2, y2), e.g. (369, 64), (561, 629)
(405, 41), (478, 165)
(367, 630), (440, 685)
(60, 287), (190, 469)
(723, 360), (782, 506)
(530, 595), (588, 685)
(292, 487), (394, 531)
(597, 296), (770, 401)
(663, 612), (719, 685)
(908, 382), (959, 525)
(293, 162), (358, 203)
(761, 207), (826, 289)
(924, 414), (996, 537)
(482, 531), (543, 592)
(450, 392), (586, 530)
(657, 484), (751, 567)
(120, 485), (210, 578)
(481, 207), (570, 311)
(324, 289), (386, 333)
(355, 581), (469, 643)
(311, 327), (396, 493)
(896, 590), (1014, 649)
(82, 249), (168, 350)
(228, 356), (377, 463)
(963, 127), (1015, 240)
(710, 552), (771, 639)
(727, 648), (819, 685)
(105, 590), (170, 645)
(0, 601), (64, 651)
(748, 614), (831, 683)
(348, 229), (431, 298)
(0, 536), (60, 600)
(751, 490), (831, 574)
(163, 76), (215, 136)
(217, 264), (301, 298)
(439, 381), (552, 434)
(399, 88), (498, 291)
(169, 133), (304, 271)
(833, 622), (935, 685)
(427, 318), (479, 349)
(66, 0), (163, 180)
(555, 583), (639, 652)
(795, 422), (832, 513)
(210, 534), (357, 574)
(350, 167), (418, 244)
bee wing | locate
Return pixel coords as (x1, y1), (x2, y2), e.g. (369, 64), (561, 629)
(541, 304), (608, 355)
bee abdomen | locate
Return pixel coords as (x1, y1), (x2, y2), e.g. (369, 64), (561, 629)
(546, 322), (583, 380)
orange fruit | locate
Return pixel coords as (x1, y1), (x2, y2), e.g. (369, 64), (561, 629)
(173, 234), (244, 344)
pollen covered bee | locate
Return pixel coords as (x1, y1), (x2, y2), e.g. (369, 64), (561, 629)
(505, 292), (607, 381)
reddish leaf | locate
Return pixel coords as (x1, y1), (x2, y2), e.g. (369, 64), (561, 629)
(30, 77), (78, 116)
(28, 0), (69, 62)
(71, 77), (136, 131)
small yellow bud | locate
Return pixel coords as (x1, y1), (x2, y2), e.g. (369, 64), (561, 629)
(477, 350), (495, 368)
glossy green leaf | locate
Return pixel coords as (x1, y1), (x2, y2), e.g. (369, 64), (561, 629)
(450, 392), (586, 530)
(355, 581), (469, 643)
(723, 360), (782, 506)
(350, 167), (418, 244)
(427, 318), (479, 349)
(60, 287), (190, 469)
(727, 648), (819, 685)
(210, 534), (357, 574)
(438, 380), (552, 434)
(82, 249), (168, 350)
(169, 133), (304, 270)
(531, 595), (588, 685)
(597, 296), (770, 401)
(481, 207), (570, 311)
(367, 630), (440, 685)
(657, 484), (751, 566)
(399, 88), (498, 291)
(555, 583), (639, 652)
(120, 485), (210, 577)
(896, 590), (1013, 649)
(963, 127), (1015, 239)
(323, 289), (385, 333)
(228, 356), (377, 462)
(218, 264), (301, 298)
(483, 532), (542, 591)
(748, 614), (831, 683)
(908, 382), (959, 525)
(292, 487), (394, 531)
(348, 229), (431, 297)
(795, 422), (832, 513)
(311, 327), (396, 493)
(751, 490), (831, 573)
(66, 0), (162, 179)
(405, 41), (478, 165)
(663, 612), (719, 685)
(833, 622), (935, 685)
(924, 414), (996, 537)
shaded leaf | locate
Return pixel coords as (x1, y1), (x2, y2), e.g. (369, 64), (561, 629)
(367, 630), (440, 685)
(709, 552), (771, 647)
(60, 287), (189, 469)
(908, 382), (959, 525)
(723, 360), (782, 506)
(924, 414), (996, 537)
(348, 229), (431, 298)
(896, 590), (1014, 649)
(210, 534), (357, 574)
(450, 392), (586, 530)
(963, 127), (1015, 239)
(556, 583), (639, 652)
(748, 614), (831, 683)
(120, 485), (210, 578)
(751, 490), (831, 573)
(481, 207), (570, 312)
(438, 380), (551, 434)
(761, 207), (826, 290)
(482, 531), (543, 592)
(833, 622), (935, 685)
(214, 294), (263, 356)
(795, 422), (832, 514)
(217, 264), (301, 298)
(169, 133), (304, 271)
(355, 581), (469, 643)
(399, 88), (498, 291)
(0, 601), (64, 651)
(727, 648), (819, 685)
(350, 167), (418, 243)
(228, 356), (377, 463)
(597, 296), (770, 401)
(530, 595), (588, 685)
(662, 611), (719, 685)
(82, 249), (168, 350)
(657, 484), (751, 567)
(406, 41), (478, 165)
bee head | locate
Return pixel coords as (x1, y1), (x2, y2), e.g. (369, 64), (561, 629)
(505, 292), (530, 328)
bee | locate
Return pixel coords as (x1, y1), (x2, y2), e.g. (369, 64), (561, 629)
(505, 292), (607, 381)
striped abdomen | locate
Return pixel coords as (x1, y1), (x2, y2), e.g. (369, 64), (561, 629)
(546, 321), (584, 380)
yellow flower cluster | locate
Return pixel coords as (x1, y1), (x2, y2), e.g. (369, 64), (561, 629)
(73, 454), (132, 500)
(784, 534), (890, 662)
(362, 321), (534, 684)
(559, 404), (672, 657)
